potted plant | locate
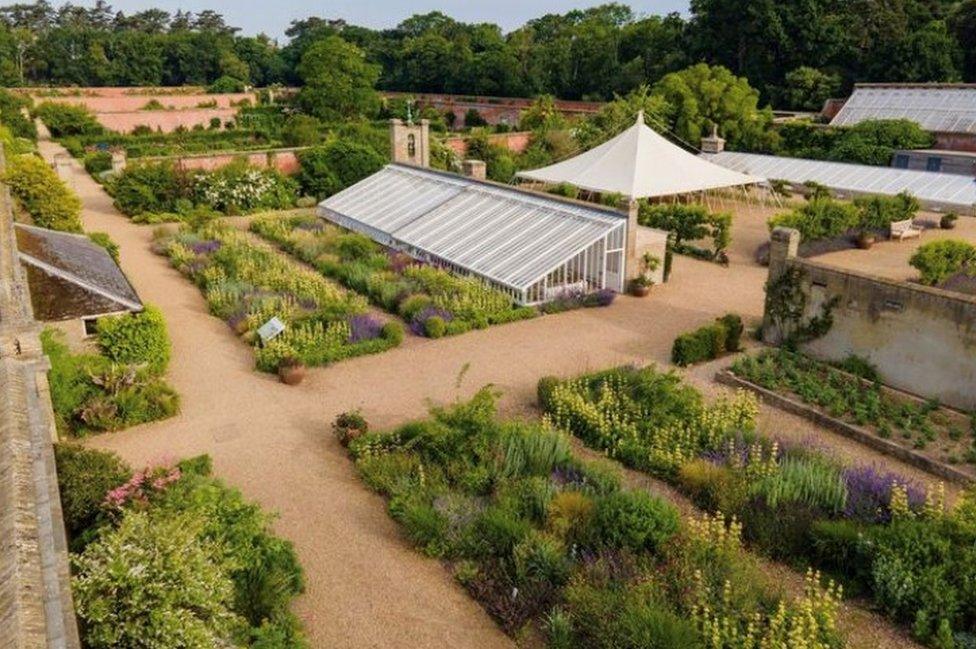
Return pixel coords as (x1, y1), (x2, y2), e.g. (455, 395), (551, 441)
(855, 229), (875, 250)
(941, 213), (958, 230)
(277, 356), (306, 385)
(630, 253), (661, 297)
(333, 410), (369, 447)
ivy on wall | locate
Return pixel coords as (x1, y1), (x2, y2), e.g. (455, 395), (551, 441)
(763, 265), (839, 348)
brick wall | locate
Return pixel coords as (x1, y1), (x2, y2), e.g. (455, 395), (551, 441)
(765, 227), (976, 410)
(444, 131), (533, 156)
(94, 108), (239, 134)
(31, 92), (256, 113)
(384, 91), (602, 127)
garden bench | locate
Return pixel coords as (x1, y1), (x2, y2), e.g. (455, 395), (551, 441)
(890, 219), (923, 241)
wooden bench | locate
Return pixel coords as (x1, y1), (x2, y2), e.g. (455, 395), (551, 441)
(890, 219), (923, 241)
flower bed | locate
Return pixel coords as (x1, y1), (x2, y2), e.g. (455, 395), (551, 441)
(157, 221), (401, 371)
(250, 213), (540, 337)
(58, 447), (305, 648)
(43, 311), (179, 437)
(343, 388), (842, 647)
(730, 350), (976, 469)
(539, 364), (976, 647)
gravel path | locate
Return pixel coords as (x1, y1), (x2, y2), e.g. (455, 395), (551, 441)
(42, 138), (929, 648)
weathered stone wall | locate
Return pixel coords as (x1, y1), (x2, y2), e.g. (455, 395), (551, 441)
(766, 227), (976, 410)
(139, 147), (304, 174)
(0, 144), (81, 649)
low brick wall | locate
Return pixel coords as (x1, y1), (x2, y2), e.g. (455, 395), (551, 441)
(444, 131), (532, 156)
(32, 92), (256, 113)
(139, 147), (305, 174)
(385, 91), (602, 126)
(95, 108), (239, 134)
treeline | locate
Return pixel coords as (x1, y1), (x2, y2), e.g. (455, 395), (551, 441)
(1, 0), (975, 108)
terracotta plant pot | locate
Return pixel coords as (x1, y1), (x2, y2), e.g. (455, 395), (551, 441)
(630, 283), (651, 297)
(855, 234), (875, 250)
(278, 363), (306, 385)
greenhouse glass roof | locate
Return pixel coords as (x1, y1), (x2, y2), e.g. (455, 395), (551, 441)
(831, 85), (976, 133)
(707, 151), (976, 213)
(319, 164), (627, 291)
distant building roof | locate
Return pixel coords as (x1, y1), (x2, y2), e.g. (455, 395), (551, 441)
(831, 84), (976, 134)
(706, 151), (976, 214)
(319, 164), (627, 293)
(14, 224), (142, 321)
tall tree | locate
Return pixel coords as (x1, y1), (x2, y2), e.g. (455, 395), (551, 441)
(297, 35), (380, 120)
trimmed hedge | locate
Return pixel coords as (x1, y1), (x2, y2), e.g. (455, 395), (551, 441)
(671, 313), (743, 367)
(96, 306), (171, 373)
(3, 153), (83, 232)
(35, 101), (103, 137)
(910, 239), (976, 286)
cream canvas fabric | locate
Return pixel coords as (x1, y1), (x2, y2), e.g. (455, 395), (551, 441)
(517, 112), (763, 199)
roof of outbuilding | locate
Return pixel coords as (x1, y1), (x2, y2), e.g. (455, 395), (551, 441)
(15, 224), (142, 321)
(831, 84), (976, 134)
(319, 164), (627, 291)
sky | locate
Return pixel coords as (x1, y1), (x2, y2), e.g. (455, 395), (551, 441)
(99, 0), (690, 40)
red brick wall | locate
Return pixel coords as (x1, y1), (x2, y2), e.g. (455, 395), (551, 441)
(934, 132), (976, 153)
(94, 108), (239, 134)
(444, 131), (533, 156)
(384, 91), (602, 127)
(32, 92), (256, 112)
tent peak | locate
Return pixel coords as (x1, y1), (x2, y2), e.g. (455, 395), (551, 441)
(635, 110), (644, 125)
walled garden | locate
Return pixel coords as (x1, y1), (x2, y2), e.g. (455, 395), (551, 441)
(157, 220), (402, 372)
(55, 445), (305, 648)
(539, 364), (976, 648)
(342, 387), (843, 648)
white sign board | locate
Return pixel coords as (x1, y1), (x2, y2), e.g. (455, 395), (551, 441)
(257, 317), (286, 344)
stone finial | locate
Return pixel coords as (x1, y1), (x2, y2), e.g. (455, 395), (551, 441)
(110, 150), (127, 174)
(700, 123), (726, 154)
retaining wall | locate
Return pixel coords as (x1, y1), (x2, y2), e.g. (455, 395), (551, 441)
(444, 131), (532, 156)
(138, 147), (305, 174)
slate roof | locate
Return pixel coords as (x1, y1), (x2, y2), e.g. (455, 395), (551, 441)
(14, 224), (141, 321)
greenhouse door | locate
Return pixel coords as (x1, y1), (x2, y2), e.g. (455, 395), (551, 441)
(605, 250), (624, 292)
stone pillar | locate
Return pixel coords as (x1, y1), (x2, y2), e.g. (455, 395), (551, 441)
(461, 159), (487, 181)
(110, 150), (127, 174)
(53, 153), (72, 181)
(390, 118), (430, 168)
(624, 199), (640, 285)
(700, 123), (726, 155)
(763, 227), (801, 344)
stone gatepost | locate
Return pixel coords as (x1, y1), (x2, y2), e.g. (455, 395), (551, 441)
(624, 199), (640, 286)
(763, 227), (801, 344)
(110, 150), (127, 174)
(461, 159), (486, 181)
(53, 153), (72, 180)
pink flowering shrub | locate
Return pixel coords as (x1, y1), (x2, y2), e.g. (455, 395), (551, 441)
(104, 459), (182, 511)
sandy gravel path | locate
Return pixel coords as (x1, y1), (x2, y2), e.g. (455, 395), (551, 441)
(40, 138), (931, 648)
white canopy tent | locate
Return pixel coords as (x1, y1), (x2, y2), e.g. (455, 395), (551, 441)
(516, 112), (764, 199)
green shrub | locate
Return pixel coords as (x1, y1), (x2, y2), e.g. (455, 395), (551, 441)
(72, 511), (246, 648)
(513, 531), (570, 587)
(35, 101), (103, 137)
(424, 315), (447, 338)
(677, 459), (747, 513)
(671, 314), (743, 366)
(0, 88), (37, 140)
(194, 160), (297, 214)
(296, 140), (385, 199)
(3, 153), (82, 231)
(768, 198), (860, 241)
(281, 114), (323, 147)
(809, 519), (865, 575)
(208, 75), (246, 93)
(749, 456), (847, 514)
(910, 239), (976, 286)
(110, 161), (186, 215)
(639, 203), (732, 258)
(54, 444), (131, 542)
(494, 425), (571, 480)
(593, 490), (679, 553)
(96, 305), (171, 373)
(537, 375), (560, 412)
(853, 192), (919, 230)
(381, 321), (404, 345)
(83, 150), (113, 174)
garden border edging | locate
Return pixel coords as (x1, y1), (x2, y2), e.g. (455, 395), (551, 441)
(715, 369), (975, 486)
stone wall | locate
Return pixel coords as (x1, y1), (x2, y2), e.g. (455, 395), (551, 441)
(139, 147), (304, 174)
(765, 227), (976, 411)
(0, 144), (80, 649)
